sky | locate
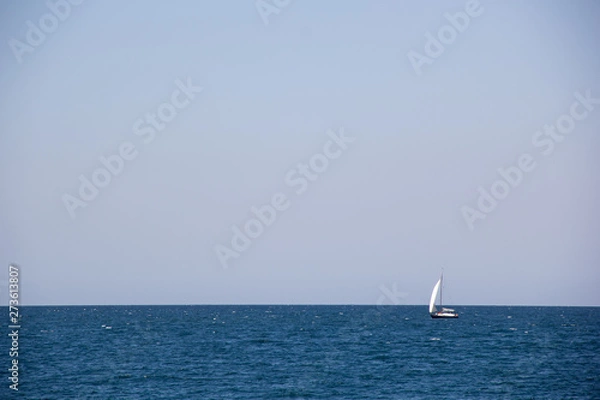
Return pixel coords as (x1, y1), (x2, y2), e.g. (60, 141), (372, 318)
(0, 0), (598, 306)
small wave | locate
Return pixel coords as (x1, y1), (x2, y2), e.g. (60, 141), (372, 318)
(430, 337), (441, 341)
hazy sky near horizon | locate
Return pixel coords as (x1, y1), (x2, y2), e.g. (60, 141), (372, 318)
(1, 0), (599, 306)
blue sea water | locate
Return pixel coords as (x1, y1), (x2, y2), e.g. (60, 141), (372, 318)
(3, 305), (599, 399)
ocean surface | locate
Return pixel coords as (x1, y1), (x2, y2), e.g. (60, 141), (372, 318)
(4, 305), (599, 399)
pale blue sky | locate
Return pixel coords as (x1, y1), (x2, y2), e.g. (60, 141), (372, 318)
(1, 0), (599, 306)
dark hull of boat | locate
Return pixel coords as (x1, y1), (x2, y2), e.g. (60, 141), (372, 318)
(430, 313), (459, 319)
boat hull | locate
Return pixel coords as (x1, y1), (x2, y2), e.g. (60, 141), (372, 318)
(430, 312), (459, 318)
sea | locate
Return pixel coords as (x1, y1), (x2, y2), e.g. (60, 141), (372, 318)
(4, 305), (599, 399)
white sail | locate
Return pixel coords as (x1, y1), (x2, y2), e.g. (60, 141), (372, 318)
(429, 278), (441, 314)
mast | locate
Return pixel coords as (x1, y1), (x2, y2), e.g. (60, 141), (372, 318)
(440, 271), (443, 307)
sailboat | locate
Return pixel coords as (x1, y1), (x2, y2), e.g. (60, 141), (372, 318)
(429, 272), (458, 318)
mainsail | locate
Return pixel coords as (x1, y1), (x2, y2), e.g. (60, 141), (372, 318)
(429, 278), (441, 314)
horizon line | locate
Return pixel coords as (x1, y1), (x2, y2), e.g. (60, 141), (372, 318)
(10, 303), (600, 308)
